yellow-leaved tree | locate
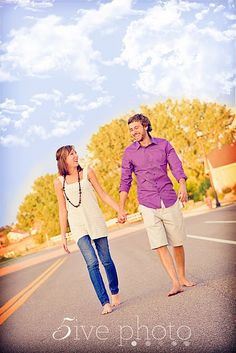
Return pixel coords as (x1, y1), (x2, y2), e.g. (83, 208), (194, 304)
(87, 99), (235, 217)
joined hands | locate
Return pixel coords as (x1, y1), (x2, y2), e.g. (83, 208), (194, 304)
(117, 209), (128, 224)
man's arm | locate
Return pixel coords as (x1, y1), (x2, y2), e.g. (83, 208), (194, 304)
(118, 150), (133, 223)
(166, 141), (188, 203)
(178, 178), (188, 203)
(118, 191), (128, 223)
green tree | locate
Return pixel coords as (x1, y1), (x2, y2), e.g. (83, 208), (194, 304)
(87, 115), (139, 218)
(141, 99), (235, 197)
(87, 99), (235, 217)
(17, 174), (60, 243)
(0, 226), (11, 246)
(16, 99), (236, 236)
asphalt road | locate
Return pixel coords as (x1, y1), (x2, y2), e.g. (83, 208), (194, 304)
(0, 204), (235, 353)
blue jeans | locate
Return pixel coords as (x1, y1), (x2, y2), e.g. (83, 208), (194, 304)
(77, 235), (119, 306)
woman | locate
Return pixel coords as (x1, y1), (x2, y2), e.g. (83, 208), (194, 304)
(54, 145), (120, 315)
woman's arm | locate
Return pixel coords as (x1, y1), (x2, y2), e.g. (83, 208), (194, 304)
(54, 178), (70, 253)
(88, 167), (120, 213)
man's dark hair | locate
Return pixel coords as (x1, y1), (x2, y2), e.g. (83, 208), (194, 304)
(128, 114), (152, 133)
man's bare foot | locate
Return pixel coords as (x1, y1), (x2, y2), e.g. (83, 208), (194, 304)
(168, 285), (184, 297)
(111, 293), (121, 307)
(179, 278), (196, 287)
(102, 303), (112, 315)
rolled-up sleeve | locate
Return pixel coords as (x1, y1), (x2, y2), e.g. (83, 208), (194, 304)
(166, 141), (187, 182)
(119, 150), (133, 193)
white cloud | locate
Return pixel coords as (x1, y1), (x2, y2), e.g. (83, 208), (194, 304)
(118, 0), (235, 101)
(65, 93), (113, 111)
(51, 119), (83, 137)
(198, 26), (233, 41)
(26, 124), (47, 139)
(195, 9), (209, 21)
(0, 67), (16, 82)
(0, 15), (102, 84)
(0, 98), (35, 127)
(224, 12), (236, 20)
(0, 134), (28, 146)
(15, 107), (35, 128)
(1, 115), (83, 146)
(214, 5), (225, 13)
(215, 72), (236, 95)
(0, 98), (29, 112)
(0, 0), (133, 86)
(31, 89), (63, 106)
(76, 96), (113, 111)
(227, 0), (235, 8)
(77, 0), (133, 33)
(31, 90), (112, 112)
(49, 111), (66, 122)
(1, 0), (55, 11)
(0, 116), (11, 127)
(0, 89), (109, 145)
(65, 93), (85, 105)
(100, 26), (118, 36)
(177, 1), (204, 11)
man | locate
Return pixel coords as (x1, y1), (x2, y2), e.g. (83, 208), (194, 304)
(118, 114), (195, 296)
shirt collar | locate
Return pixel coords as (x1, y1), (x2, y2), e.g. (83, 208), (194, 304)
(135, 137), (158, 150)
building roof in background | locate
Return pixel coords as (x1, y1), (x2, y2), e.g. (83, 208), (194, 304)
(206, 142), (236, 168)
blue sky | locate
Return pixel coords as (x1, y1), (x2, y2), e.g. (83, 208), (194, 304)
(0, 0), (235, 227)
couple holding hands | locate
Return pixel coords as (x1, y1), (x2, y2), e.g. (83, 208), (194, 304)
(54, 114), (194, 315)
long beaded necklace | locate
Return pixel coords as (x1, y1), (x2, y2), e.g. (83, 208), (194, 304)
(63, 169), (82, 208)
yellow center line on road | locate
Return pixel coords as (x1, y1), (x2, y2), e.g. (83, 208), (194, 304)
(0, 257), (67, 325)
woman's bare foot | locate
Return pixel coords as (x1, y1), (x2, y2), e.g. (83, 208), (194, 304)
(111, 293), (121, 307)
(168, 285), (184, 297)
(102, 303), (112, 315)
(179, 278), (195, 287)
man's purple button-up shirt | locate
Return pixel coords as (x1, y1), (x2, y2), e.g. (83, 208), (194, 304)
(119, 137), (187, 209)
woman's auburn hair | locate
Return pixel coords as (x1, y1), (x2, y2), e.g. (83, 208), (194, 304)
(56, 145), (83, 176)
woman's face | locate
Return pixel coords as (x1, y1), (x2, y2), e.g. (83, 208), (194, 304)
(66, 148), (78, 168)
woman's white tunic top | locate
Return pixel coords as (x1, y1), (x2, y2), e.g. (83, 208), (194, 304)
(58, 166), (108, 242)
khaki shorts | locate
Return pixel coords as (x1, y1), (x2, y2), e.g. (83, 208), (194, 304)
(139, 200), (186, 249)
